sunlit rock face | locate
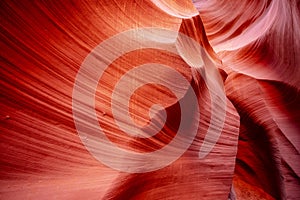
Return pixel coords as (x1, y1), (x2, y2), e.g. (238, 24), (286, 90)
(0, 0), (299, 199)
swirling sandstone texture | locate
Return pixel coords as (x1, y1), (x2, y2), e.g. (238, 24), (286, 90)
(0, 0), (299, 199)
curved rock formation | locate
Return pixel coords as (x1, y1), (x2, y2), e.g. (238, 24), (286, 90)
(0, 0), (299, 199)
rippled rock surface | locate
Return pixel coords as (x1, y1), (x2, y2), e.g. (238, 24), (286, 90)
(1, 1), (299, 199)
